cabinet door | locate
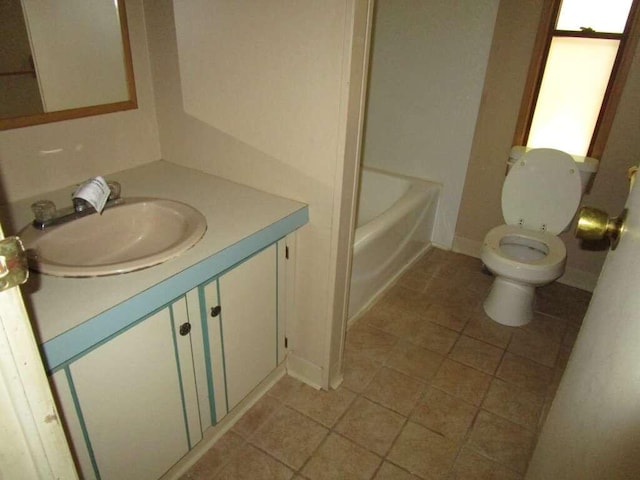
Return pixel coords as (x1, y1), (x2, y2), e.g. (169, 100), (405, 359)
(198, 239), (288, 426)
(62, 299), (199, 480)
(218, 244), (278, 410)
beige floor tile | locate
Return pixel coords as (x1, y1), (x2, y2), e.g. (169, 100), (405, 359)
(342, 350), (383, 393)
(431, 359), (491, 406)
(382, 285), (432, 317)
(555, 345), (572, 370)
(397, 268), (433, 293)
(434, 267), (489, 302)
(362, 304), (422, 339)
(232, 394), (281, 439)
(508, 329), (560, 367)
(214, 443), (293, 480)
(448, 447), (522, 480)
(268, 375), (306, 402)
(302, 433), (382, 480)
(251, 405), (328, 470)
(386, 340), (444, 382)
(364, 367), (425, 415)
(439, 266), (493, 297)
(422, 303), (469, 332)
(410, 387), (477, 442)
(181, 431), (244, 479)
(463, 313), (514, 349)
(387, 422), (459, 479)
(449, 335), (504, 374)
(335, 396), (405, 456)
(563, 323), (580, 348)
(467, 410), (535, 474)
(186, 250), (587, 480)
(285, 383), (356, 428)
(544, 368), (564, 406)
(411, 320), (459, 355)
(373, 462), (422, 479)
(482, 378), (544, 430)
(422, 284), (476, 312)
(535, 283), (591, 325)
(345, 324), (399, 363)
(441, 251), (485, 271)
(523, 312), (567, 343)
(496, 352), (554, 395)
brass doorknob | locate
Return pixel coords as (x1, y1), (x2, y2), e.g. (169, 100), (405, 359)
(575, 207), (627, 250)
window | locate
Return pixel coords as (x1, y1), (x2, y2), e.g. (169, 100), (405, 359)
(514, 0), (640, 158)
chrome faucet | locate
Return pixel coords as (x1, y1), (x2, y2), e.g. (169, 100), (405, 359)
(31, 181), (123, 230)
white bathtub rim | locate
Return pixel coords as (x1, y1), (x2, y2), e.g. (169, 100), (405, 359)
(354, 182), (440, 248)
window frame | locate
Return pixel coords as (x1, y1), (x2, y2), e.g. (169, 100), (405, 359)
(513, 0), (640, 159)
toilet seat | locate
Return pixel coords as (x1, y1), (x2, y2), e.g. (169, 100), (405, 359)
(502, 148), (582, 234)
(482, 224), (566, 285)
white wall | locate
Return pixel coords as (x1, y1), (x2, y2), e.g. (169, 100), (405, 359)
(362, 0), (499, 247)
(145, 0), (367, 388)
(0, 0), (159, 217)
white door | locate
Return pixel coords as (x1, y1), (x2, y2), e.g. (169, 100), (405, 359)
(526, 170), (640, 479)
(0, 223), (78, 479)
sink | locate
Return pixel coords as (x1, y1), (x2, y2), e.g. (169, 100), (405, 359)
(19, 197), (207, 277)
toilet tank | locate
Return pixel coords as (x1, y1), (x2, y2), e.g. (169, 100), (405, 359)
(508, 146), (599, 194)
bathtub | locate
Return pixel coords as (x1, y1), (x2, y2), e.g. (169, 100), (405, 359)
(348, 167), (440, 321)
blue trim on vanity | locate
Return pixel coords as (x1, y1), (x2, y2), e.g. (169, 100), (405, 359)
(217, 279), (229, 415)
(65, 366), (101, 480)
(42, 207), (308, 372)
(169, 304), (192, 450)
(198, 283), (217, 426)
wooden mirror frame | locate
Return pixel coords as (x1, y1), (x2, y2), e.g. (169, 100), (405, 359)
(0, 0), (137, 131)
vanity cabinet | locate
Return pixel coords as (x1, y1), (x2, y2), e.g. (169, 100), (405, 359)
(50, 239), (290, 480)
(51, 298), (201, 480)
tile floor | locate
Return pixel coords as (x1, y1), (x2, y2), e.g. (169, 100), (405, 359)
(181, 248), (591, 479)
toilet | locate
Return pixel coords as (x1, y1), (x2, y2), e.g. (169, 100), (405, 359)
(481, 147), (597, 327)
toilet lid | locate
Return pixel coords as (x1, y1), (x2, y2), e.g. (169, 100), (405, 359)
(502, 148), (582, 234)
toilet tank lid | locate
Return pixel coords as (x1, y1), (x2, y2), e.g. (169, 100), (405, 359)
(509, 146), (599, 173)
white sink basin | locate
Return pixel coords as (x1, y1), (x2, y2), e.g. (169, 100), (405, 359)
(19, 197), (207, 277)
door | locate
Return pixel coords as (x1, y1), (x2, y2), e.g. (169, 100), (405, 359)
(526, 169), (640, 479)
(0, 223), (78, 479)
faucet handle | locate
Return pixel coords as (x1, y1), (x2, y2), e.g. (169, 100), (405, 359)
(107, 181), (121, 200)
(31, 200), (57, 223)
(73, 197), (91, 213)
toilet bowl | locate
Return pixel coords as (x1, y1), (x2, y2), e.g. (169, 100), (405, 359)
(481, 148), (584, 326)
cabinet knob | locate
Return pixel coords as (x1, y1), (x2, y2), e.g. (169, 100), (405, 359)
(179, 322), (191, 336)
(210, 305), (221, 317)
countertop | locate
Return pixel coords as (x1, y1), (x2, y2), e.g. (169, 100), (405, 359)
(0, 160), (307, 370)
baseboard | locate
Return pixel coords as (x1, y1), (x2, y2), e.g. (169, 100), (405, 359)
(453, 235), (597, 292)
(286, 352), (324, 390)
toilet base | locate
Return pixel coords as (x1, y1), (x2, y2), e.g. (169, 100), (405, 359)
(483, 276), (535, 327)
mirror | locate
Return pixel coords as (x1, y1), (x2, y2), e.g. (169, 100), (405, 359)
(0, 0), (136, 130)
